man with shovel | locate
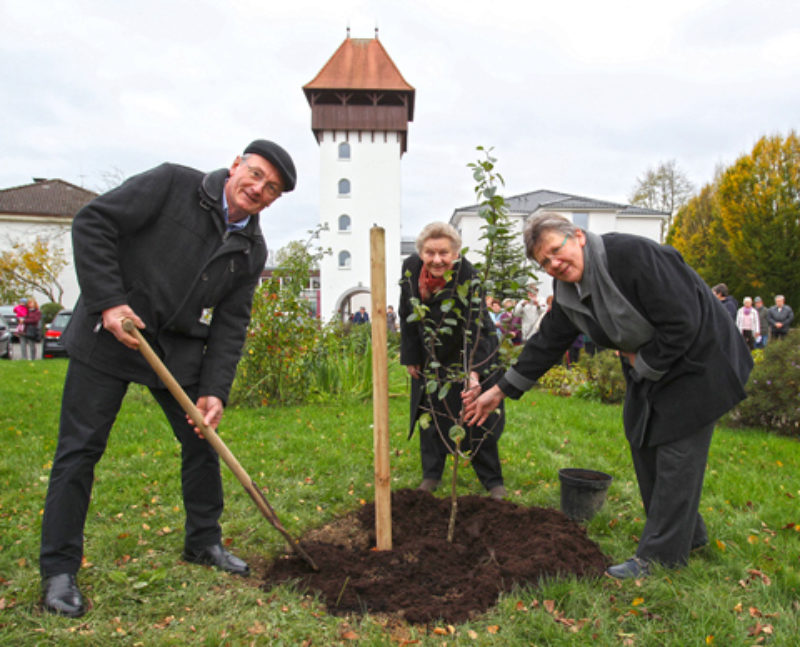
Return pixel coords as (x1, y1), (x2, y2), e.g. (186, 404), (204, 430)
(39, 140), (296, 617)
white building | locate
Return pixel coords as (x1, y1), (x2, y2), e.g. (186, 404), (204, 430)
(0, 179), (96, 307)
(304, 32), (414, 321)
(450, 189), (669, 295)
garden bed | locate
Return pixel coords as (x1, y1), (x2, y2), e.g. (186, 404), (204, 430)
(261, 488), (609, 624)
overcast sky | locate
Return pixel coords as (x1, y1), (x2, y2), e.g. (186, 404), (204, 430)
(2, 0), (798, 252)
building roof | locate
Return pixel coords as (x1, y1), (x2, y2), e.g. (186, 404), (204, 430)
(304, 36), (414, 94)
(452, 189), (669, 223)
(0, 179), (97, 219)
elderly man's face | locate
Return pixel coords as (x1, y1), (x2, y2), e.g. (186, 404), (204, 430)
(420, 237), (458, 278)
(776, 296), (785, 307)
(534, 229), (586, 283)
(225, 154), (284, 221)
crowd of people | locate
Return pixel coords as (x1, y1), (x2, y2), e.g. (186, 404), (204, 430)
(712, 284), (794, 350)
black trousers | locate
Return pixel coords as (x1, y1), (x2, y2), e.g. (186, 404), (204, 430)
(39, 359), (223, 577)
(419, 405), (504, 490)
(630, 423), (714, 567)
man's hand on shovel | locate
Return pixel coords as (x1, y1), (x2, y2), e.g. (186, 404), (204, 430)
(102, 305), (145, 349)
(192, 396), (224, 439)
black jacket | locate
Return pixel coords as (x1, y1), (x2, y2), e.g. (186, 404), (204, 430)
(500, 234), (753, 447)
(399, 254), (502, 437)
(64, 163), (267, 402)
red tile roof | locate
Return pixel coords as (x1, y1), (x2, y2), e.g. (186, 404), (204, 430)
(0, 179), (97, 219)
(304, 37), (414, 92)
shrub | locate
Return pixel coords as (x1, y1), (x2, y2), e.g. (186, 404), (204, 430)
(230, 282), (320, 407)
(576, 350), (627, 404)
(729, 330), (800, 436)
(537, 363), (589, 397)
(40, 302), (64, 326)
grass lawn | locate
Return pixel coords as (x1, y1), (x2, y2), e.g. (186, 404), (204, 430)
(1, 359), (798, 645)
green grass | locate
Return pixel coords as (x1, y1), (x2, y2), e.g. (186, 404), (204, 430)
(1, 360), (798, 645)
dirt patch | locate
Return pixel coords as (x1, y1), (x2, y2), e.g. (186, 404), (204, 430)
(260, 489), (609, 624)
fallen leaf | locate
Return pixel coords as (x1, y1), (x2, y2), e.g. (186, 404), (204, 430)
(487, 625), (499, 634)
(467, 629), (478, 639)
(341, 630), (359, 640)
(705, 635), (714, 644)
(715, 539), (726, 551)
(544, 599), (556, 614)
(432, 627), (448, 635)
(632, 597), (644, 607)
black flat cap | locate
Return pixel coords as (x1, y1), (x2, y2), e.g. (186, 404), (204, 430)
(243, 139), (296, 192)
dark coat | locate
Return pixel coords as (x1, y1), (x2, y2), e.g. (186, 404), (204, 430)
(500, 233), (753, 448)
(399, 254), (503, 438)
(64, 163), (267, 403)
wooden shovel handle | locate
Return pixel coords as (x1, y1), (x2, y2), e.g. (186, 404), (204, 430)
(121, 319), (318, 570)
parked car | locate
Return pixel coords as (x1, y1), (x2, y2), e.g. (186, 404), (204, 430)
(42, 309), (72, 358)
(0, 320), (11, 359)
(0, 304), (19, 329)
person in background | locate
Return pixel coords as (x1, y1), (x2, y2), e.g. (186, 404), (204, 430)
(39, 139), (296, 618)
(13, 297), (29, 341)
(513, 284), (544, 342)
(21, 297), (42, 360)
(386, 305), (398, 332)
(531, 294), (553, 336)
(753, 297), (769, 348)
(712, 283), (738, 320)
(400, 222), (506, 500)
(353, 306), (370, 324)
(766, 294), (794, 341)
(735, 297), (760, 351)
(499, 298), (523, 345)
(463, 212), (752, 579)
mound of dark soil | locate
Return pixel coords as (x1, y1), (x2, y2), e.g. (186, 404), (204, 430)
(260, 489), (609, 624)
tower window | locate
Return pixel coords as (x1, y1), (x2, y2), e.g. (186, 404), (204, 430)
(338, 250), (352, 269)
(338, 178), (351, 196)
(338, 214), (351, 232)
(338, 142), (351, 159)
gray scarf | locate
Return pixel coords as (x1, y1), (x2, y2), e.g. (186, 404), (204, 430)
(555, 231), (654, 352)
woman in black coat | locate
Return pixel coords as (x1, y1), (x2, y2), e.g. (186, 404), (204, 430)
(464, 212), (753, 578)
(399, 222), (506, 499)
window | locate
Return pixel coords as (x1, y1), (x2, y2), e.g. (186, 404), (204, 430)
(338, 178), (351, 195)
(338, 141), (351, 159)
(572, 212), (589, 229)
(338, 214), (351, 232)
(338, 250), (351, 269)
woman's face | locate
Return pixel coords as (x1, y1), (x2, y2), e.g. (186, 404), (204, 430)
(420, 237), (458, 278)
(533, 229), (586, 283)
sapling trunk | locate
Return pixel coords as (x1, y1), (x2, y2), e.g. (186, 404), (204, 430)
(446, 444), (460, 543)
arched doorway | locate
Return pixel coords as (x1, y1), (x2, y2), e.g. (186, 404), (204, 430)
(335, 286), (371, 323)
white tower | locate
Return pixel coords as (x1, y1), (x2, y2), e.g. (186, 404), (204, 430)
(304, 31), (414, 321)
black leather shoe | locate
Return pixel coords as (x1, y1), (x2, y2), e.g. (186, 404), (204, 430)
(182, 543), (249, 576)
(42, 573), (86, 618)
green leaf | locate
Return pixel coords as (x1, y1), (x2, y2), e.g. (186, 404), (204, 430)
(426, 380), (438, 394)
(438, 382), (452, 400)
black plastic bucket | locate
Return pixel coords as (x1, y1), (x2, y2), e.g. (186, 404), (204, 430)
(558, 468), (613, 522)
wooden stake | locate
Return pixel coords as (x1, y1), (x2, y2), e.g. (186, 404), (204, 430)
(370, 226), (392, 550)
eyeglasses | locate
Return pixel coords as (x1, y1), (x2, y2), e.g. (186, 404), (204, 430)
(534, 234), (569, 272)
(243, 161), (283, 199)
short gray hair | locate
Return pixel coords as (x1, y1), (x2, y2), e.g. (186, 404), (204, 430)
(522, 212), (580, 260)
(415, 222), (462, 254)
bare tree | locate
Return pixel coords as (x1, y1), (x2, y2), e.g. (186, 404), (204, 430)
(629, 160), (694, 241)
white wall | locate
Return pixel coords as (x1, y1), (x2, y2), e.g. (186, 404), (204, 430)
(317, 130), (403, 321)
(0, 216), (79, 307)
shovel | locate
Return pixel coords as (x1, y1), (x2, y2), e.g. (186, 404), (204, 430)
(122, 319), (318, 571)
